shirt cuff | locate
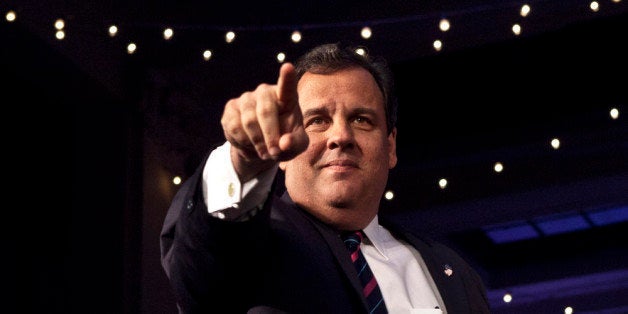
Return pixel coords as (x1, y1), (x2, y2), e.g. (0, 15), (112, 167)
(202, 141), (278, 220)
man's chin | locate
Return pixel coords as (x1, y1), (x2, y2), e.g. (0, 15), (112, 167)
(321, 185), (356, 203)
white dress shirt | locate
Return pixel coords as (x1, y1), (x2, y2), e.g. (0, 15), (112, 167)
(201, 141), (446, 314)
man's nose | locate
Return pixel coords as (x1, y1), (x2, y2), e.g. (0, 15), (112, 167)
(327, 120), (355, 149)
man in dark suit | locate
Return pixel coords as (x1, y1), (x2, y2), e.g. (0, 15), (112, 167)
(161, 43), (491, 314)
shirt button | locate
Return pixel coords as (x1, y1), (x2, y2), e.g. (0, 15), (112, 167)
(186, 199), (194, 210)
(228, 182), (235, 197)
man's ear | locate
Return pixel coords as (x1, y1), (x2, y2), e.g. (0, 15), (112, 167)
(388, 127), (397, 170)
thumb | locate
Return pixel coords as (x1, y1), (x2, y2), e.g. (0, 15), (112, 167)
(278, 126), (309, 161)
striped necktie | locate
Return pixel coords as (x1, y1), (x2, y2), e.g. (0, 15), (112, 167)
(342, 231), (388, 314)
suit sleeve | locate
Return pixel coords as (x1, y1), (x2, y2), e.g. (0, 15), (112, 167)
(160, 153), (275, 313)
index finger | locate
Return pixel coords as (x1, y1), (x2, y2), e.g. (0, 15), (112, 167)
(256, 63), (296, 158)
(276, 62), (298, 110)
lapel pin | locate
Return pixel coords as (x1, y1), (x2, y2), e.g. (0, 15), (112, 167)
(443, 264), (453, 277)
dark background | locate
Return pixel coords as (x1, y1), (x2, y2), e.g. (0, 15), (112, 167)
(2, 1), (627, 313)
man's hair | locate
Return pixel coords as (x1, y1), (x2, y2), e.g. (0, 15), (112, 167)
(294, 43), (398, 134)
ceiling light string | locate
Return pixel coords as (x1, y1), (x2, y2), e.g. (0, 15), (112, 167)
(118, 0), (535, 34)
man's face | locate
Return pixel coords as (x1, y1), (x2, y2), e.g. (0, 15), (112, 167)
(280, 66), (397, 231)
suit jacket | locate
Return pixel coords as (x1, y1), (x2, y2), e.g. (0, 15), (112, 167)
(161, 161), (491, 314)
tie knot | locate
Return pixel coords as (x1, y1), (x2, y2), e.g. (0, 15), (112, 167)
(342, 230), (364, 252)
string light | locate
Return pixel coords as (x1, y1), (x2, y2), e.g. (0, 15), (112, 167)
(202, 49), (212, 61)
(439, 18), (451, 32)
(520, 4), (531, 17)
(551, 138), (561, 150)
(3, 1), (623, 63)
(108, 25), (118, 37)
(225, 31), (235, 43)
(512, 23), (522, 35)
(433, 39), (443, 51)
(276, 52), (286, 63)
(127, 42), (137, 54)
(590, 1), (600, 12)
(384, 190), (394, 200)
(5, 10), (16, 22)
(163, 27), (173, 40)
(53, 18), (66, 40)
(438, 178), (448, 189)
(172, 176), (182, 185)
(291, 30), (302, 43)
(609, 107), (619, 119)
(54, 18), (65, 30)
(494, 162), (504, 173)
(360, 26), (372, 39)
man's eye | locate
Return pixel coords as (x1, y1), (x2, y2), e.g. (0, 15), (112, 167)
(310, 117), (325, 125)
(354, 116), (370, 124)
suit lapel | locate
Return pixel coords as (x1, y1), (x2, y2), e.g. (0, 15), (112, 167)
(383, 221), (470, 313)
(311, 219), (370, 310)
(278, 193), (370, 312)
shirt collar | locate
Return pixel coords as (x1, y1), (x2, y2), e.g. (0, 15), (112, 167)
(361, 215), (390, 260)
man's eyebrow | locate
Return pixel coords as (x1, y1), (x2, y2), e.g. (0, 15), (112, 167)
(302, 107), (328, 118)
(302, 106), (377, 117)
(352, 107), (377, 116)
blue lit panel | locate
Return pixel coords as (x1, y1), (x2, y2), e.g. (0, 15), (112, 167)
(587, 206), (628, 226)
(535, 214), (590, 236)
(485, 223), (539, 244)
